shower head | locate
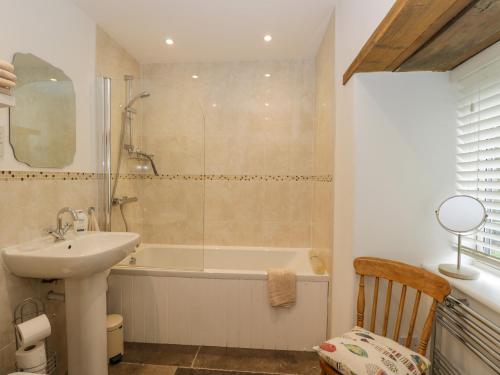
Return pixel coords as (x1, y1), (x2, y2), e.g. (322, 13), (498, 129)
(125, 91), (150, 110)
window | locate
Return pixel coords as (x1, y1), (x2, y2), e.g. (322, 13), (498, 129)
(457, 58), (500, 264)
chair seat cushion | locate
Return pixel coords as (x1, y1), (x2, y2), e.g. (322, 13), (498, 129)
(314, 326), (430, 375)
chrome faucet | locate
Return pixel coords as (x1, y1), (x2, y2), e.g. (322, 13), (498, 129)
(47, 207), (79, 241)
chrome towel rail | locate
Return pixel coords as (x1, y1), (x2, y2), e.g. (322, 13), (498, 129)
(431, 295), (500, 374)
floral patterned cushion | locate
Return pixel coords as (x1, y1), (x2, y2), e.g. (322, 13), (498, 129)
(314, 327), (430, 375)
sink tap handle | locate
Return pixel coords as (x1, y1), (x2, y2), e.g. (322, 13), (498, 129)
(45, 227), (64, 241)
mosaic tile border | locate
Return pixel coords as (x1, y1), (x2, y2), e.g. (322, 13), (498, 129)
(0, 171), (97, 181)
(0, 171), (333, 183)
(116, 174), (333, 182)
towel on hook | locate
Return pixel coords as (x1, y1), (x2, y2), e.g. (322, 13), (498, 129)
(267, 268), (296, 308)
(87, 207), (100, 231)
(0, 59), (14, 73)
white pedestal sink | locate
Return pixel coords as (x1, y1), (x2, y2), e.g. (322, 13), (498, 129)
(2, 231), (140, 375)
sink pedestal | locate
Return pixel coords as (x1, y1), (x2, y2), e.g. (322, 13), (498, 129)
(65, 271), (108, 375)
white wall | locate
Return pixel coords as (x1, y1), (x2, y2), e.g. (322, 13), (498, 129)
(330, 0), (396, 337)
(0, 0), (96, 172)
(353, 72), (456, 263)
(330, 0), (457, 336)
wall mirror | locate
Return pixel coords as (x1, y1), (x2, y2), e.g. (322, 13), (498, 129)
(9, 53), (76, 168)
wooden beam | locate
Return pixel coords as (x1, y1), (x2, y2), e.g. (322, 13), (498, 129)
(399, 0), (500, 71)
(343, 0), (476, 85)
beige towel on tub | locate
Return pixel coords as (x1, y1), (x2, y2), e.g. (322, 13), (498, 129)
(267, 268), (296, 307)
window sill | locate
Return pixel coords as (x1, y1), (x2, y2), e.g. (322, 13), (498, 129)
(423, 263), (500, 315)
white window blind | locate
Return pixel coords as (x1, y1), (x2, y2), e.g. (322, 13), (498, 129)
(457, 58), (500, 262)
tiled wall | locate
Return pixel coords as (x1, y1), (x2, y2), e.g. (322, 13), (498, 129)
(100, 30), (334, 253)
(96, 27), (143, 235)
(0, 12), (335, 375)
(0, 1), (97, 373)
(312, 16), (335, 273)
(140, 60), (326, 248)
(0, 26), (142, 374)
(0, 175), (97, 374)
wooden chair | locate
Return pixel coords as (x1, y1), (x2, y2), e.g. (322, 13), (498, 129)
(319, 257), (451, 375)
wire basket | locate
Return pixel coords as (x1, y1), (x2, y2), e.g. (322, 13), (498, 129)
(17, 350), (57, 374)
(13, 298), (57, 374)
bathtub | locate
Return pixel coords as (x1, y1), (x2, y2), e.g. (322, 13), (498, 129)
(108, 244), (329, 351)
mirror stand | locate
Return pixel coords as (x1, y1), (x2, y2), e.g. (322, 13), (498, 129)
(438, 234), (480, 280)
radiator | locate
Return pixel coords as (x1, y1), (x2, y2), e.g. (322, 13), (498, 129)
(431, 295), (500, 375)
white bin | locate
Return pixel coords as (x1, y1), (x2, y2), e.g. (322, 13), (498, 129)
(106, 314), (124, 364)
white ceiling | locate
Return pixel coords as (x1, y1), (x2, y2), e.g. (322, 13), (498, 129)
(71, 0), (336, 64)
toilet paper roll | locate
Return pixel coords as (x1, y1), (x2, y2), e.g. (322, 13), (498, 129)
(15, 314), (51, 347)
(15, 341), (47, 370)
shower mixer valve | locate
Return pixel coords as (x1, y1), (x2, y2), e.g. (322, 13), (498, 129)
(112, 196), (138, 206)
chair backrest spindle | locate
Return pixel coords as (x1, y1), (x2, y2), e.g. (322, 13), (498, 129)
(370, 277), (380, 332)
(382, 279), (393, 336)
(393, 284), (407, 341)
(357, 275), (365, 327)
(353, 257), (451, 354)
(406, 290), (421, 347)
(417, 300), (438, 355)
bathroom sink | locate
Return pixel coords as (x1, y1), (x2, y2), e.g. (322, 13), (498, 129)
(2, 231), (140, 375)
(1, 231), (140, 279)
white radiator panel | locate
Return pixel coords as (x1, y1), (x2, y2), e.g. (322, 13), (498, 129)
(432, 291), (500, 375)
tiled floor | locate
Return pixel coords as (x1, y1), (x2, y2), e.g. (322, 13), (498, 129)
(109, 343), (320, 375)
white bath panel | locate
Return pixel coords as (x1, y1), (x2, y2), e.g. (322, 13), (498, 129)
(120, 275), (135, 341)
(153, 277), (169, 343)
(235, 279), (253, 348)
(107, 273), (328, 350)
(107, 274), (122, 314)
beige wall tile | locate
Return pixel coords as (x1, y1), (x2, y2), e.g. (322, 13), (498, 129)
(96, 26), (144, 237)
(141, 59), (315, 178)
(261, 221), (291, 247)
(140, 59), (320, 249)
(140, 180), (204, 245)
(111, 179), (143, 234)
(0, 26), (144, 374)
(202, 179), (313, 248)
(145, 133), (204, 175)
(312, 15), (335, 271)
(96, 27), (140, 79)
(0, 342), (16, 374)
(0, 178), (96, 375)
(314, 16), (335, 177)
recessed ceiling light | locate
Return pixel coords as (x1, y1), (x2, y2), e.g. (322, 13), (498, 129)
(192, 75), (199, 79)
(264, 73), (271, 78)
(165, 38), (174, 45)
(212, 103), (217, 108)
(265, 102), (270, 107)
(264, 34), (272, 42)
(50, 78), (57, 82)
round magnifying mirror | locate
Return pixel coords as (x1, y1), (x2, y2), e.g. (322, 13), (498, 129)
(436, 195), (487, 234)
(435, 195), (487, 280)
